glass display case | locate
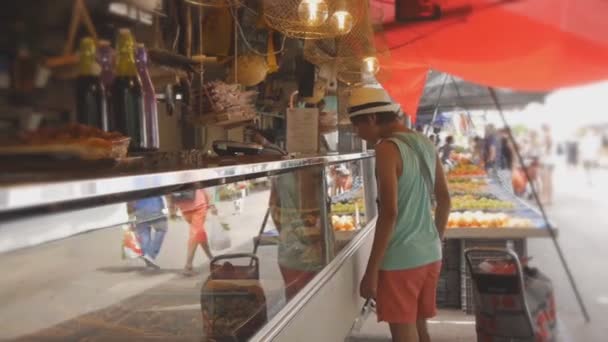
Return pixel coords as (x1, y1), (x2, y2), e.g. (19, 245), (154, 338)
(0, 153), (376, 341)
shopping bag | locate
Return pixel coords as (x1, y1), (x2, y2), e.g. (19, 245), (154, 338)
(348, 299), (376, 338)
(121, 224), (143, 259)
(208, 214), (231, 251)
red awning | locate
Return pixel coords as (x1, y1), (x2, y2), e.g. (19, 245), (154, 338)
(375, 0), (608, 121)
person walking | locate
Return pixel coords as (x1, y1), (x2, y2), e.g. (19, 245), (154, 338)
(348, 86), (451, 342)
(540, 124), (555, 205)
(173, 189), (214, 276)
(129, 196), (169, 269)
(580, 129), (602, 185)
(438, 135), (454, 165)
(483, 124), (498, 174)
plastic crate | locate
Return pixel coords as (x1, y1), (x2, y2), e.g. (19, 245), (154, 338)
(460, 239), (527, 314)
(436, 240), (461, 308)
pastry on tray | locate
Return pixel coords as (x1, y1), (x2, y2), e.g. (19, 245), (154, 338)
(0, 124), (130, 160)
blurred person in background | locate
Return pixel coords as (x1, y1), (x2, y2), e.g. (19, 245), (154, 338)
(172, 189), (215, 276)
(498, 129), (514, 170)
(525, 130), (543, 200)
(472, 136), (484, 166)
(439, 135), (455, 165)
(128, 196), (169, 269)
(580, 128), (602, 185)
(497, 129), (516, 194)
(565, 137), (579, 169)
(540, 124), (555, 205)
(335, 166), (353, 194)
(483, 125), (498, 173)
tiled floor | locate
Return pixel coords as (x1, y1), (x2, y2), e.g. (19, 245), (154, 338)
(347, 309), (476, 342)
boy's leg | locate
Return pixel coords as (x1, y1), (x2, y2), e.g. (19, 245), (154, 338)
(389, 323), (418, 342)
(416, 261), (442, 342)
(416, 319), (430, 342)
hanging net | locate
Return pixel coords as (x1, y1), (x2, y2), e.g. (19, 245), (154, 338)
(263, 0), (367, 39)
(304, 2), (391, 85)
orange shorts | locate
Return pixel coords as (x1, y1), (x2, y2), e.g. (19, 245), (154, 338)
(376, 261), (442, 324)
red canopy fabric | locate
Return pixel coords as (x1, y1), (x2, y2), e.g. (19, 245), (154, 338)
(374, 0), (608, 122)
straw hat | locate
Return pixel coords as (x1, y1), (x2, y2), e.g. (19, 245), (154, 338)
(347, 86), (400, 118)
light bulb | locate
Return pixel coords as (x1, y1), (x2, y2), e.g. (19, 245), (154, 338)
(298, 0), (329, 27)
(330, 10), (353, 34)
(362, 56), (380, 75)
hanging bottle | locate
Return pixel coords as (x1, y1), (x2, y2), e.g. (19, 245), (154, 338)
(97, 40), (115, 90)
(135, 43), (159, 150)
(75, 37), (108, 130)
(110, 28), (147, 151)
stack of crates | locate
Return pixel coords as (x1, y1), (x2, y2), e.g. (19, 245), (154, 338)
(436, 240), (461, 308)
(460, 239), (527, 314)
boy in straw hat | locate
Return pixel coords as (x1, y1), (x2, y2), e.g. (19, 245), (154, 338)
(349, 86), (451, 342)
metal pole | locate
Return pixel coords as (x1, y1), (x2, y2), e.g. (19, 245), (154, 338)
(427, 74), (448, 135)
(252, 208), (270, 257)
(320, 166), (334, 265)
(487, 87), (591, 323)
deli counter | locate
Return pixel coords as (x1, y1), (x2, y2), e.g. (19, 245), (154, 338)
(0, 152), (378, 341)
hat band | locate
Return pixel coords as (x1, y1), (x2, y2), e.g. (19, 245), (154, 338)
(348, 101), (392, 114)
(348, 102), (401, 118)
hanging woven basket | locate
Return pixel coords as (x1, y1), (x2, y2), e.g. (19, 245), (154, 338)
(304, 3), (391, 85)
(263, 0), (367, 39)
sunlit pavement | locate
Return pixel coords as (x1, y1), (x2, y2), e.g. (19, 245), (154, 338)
(0, 191), (278, 340)
(527, 163), (608, 341)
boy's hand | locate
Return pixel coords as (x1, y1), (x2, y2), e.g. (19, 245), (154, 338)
(359, 271), (378, 300)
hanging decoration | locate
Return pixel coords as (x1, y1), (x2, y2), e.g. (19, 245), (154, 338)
(226, 55), (269, 87)
(263, 0), (366, 39)
(304, 3), (391, 85)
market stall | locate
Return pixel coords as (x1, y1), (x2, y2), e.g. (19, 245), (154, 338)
(435, 159), (557, 314)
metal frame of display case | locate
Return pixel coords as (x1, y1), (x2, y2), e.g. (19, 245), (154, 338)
(0, 152), (375, 220)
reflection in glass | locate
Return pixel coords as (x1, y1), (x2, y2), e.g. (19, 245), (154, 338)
(0, 161), (373, 341)
(270, 166), (331, 300)
(328, 162), (368, 252)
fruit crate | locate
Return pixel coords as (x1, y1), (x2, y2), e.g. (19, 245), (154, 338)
(460, 239), (527, 314)
(436, 240), (461, 308)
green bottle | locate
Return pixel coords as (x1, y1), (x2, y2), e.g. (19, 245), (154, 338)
(110, 29), (147, 151)
(75, 37), (108, 130)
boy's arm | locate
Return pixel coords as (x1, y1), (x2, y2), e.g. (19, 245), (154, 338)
(433, 154), (451, 239)
(360, 141), (400, 299)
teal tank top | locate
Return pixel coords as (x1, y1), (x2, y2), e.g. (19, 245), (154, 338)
(381, 132), (442, 270)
